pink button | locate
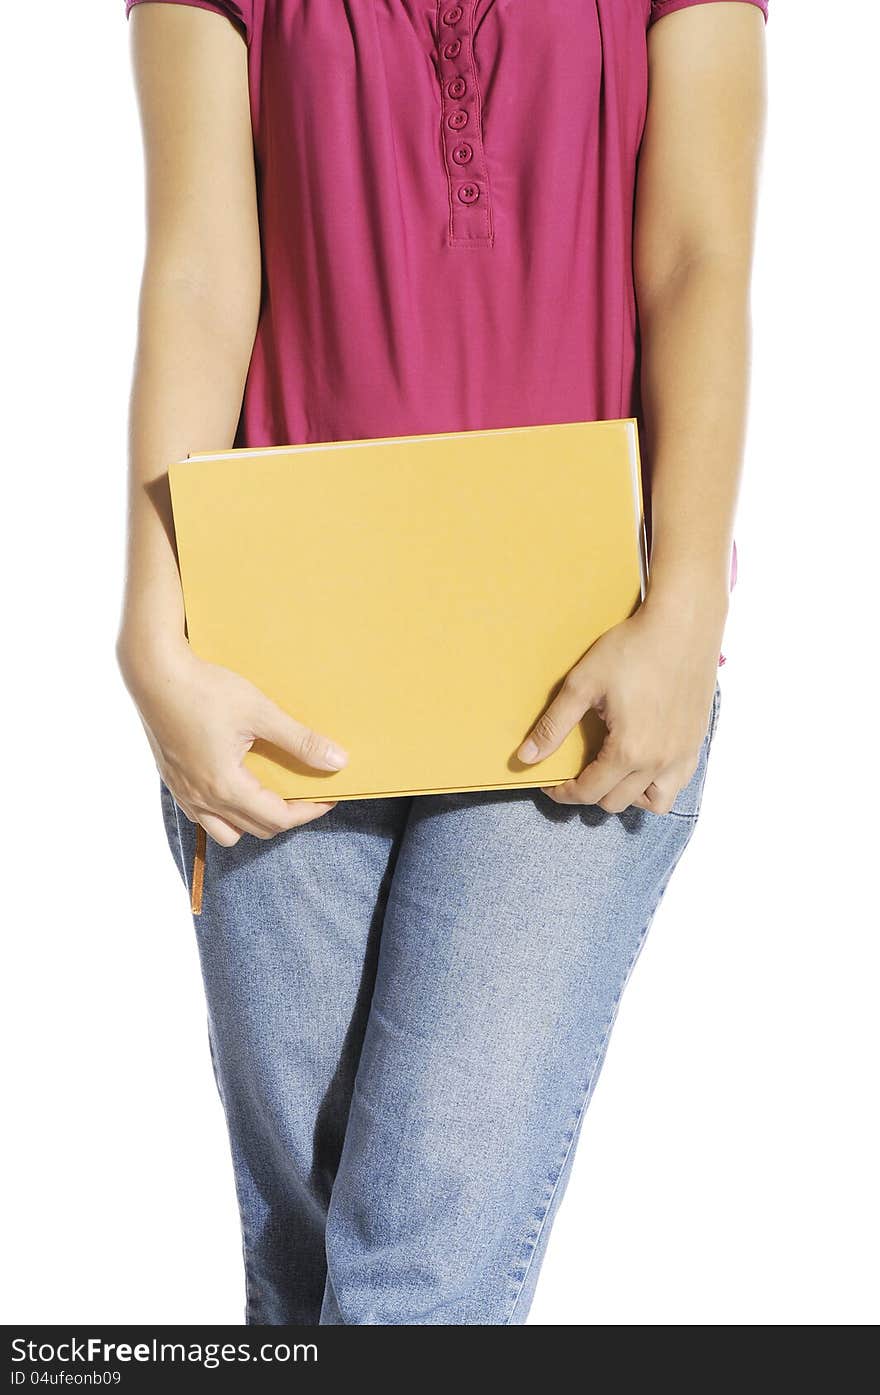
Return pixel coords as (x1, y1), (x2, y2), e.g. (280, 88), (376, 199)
(442, 5), (463, 24)
(457, 183), (480, 205)
(447, 76), (467, 100)
(452, 143), (474, 165)
(447, 110), (468, 131)
(443, 40), (462, 60)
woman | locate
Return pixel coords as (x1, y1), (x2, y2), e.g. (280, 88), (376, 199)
(119, 0), (767, 1325)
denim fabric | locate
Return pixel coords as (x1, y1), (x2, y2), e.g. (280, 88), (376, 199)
(160, 679), (721, 1325)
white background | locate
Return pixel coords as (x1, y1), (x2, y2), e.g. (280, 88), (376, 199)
(3, 2), (877, 1326)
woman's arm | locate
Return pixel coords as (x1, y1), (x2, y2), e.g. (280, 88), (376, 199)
(120, 4), (258, 669)
(517, 2), (766, 812)
(118, 4), (346, 845)
(636, 1), (767, 617)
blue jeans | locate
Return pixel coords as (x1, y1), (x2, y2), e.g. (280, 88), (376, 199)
(160, 679), (722, 1325)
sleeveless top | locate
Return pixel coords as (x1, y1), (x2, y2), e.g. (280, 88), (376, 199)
(125, 0), (770, 654)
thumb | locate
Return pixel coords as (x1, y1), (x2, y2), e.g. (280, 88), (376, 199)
(517, 669), (599, 765)
(255, 697), (349, 773)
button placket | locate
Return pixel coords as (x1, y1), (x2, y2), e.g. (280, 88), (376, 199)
(436, 1), (493, 248)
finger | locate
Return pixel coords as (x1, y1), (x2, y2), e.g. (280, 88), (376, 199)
(171, 776), (304, 843)
(539, 780), (575, 804)
(165, 786), (257, 838)
(597, 769), (659, 815)
(548, 738), (634, 806)
(221, 770), (304, 831)
(174, 795), (250, 838)
(199, 811), (242, 847)
(223, 765), (335, 834)
(194, 776), (283, 839)
(283, 799), (338, 828)
(203, 799), (334, 843)
(634, 760), (698, 815)
(209, 763), (340, 839)
(255, 698), (349, 773)
(517, 672), (597, 765)
(210, 807), (284, 841)
(631, 778), (677, 815)
(539, 777), (583, 806)
(224, 787), (338, 836)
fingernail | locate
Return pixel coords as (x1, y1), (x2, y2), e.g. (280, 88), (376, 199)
(325, 746), (348, 770)
(519, 738), (539, 763)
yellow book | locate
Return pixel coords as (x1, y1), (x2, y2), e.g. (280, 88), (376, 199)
(168, 418), (647, 803)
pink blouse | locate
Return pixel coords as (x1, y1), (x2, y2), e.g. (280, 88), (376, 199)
(125, 0), (769, 661)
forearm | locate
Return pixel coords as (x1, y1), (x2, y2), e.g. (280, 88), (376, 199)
(117, 269), (257, 691)
(638, 251), (751, 629)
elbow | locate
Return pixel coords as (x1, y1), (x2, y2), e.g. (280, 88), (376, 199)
(138, 254), (261, 362)
(635, 243), (755, 325)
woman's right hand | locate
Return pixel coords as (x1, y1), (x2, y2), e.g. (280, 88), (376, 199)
(119, 637), (347, 847)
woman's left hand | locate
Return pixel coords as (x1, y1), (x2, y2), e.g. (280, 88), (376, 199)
(516, 592), (727, 814)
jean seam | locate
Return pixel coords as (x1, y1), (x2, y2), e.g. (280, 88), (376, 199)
(668, 679), (722, 822)
(162, 778), (202, 907)
(502, 820), (700, 1325)
(163, 780), (257, 1323)
(206, 1053), (265, 1321)
(163, 780), (189, 892)
(708, 677), (722, 744)
(201, 1021), (259, 1325)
